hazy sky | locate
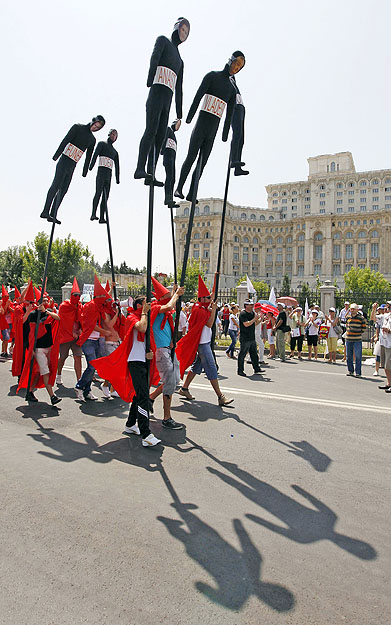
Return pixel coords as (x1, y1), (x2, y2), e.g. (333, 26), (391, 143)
(1, 0), (390, 274)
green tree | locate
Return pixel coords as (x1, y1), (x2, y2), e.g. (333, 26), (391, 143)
(344, 267), (391, 294)
(0, 246), (25, 287)
(298, 282), (312, 309)
(21, 232), (98, 289)
(280, 274), (291, 296)
(177, 257), (206, 299)
(236, 276), (269, 298)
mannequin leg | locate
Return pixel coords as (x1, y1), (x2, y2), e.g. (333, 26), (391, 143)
(91, 176), (104, 220)
(41, 160), (68, 217)
(186, 135), (215, 201)
(163, 156), (175, 205)
(175, 125), (203, 197)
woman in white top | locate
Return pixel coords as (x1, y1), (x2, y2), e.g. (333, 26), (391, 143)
(324, 307), (339, 363)
(226, 305), (240, 358)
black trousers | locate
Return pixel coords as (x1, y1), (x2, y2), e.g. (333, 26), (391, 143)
(290, 335), (304, 352)
(238, 339), (259, 373)
(222, 319), (229, 336)
(136, 86), (172, 174)
(126, 361), (151, 438)
(43, 156), (76, 216)
(163, 153), (175, 203)
(176, 117), (219, 198)
(92, 174), (111, 219)
(230, 105), (245, 165)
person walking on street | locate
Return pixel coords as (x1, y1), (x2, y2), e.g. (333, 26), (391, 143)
(226, 304), (239, 358)
(339, 301), (350, 361)
(324, 307), (340, 364)
(274, 303), (288, 362)
(289, 306), (305, 359)
(237, 300), (263, 376)
(305, 310), (321, 361)
(345, 303), (366, 377)
(370, 301), (391, 391)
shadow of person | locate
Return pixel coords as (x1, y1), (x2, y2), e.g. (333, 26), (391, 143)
(172, 400), (238, 424)
(206, 463), (376, 561)
(288, 440), (331, 472)
(27, 429), (164, 471)
(16, 403), (61, 420)
(77, 400), (129, 420)
(157, 503), (295, 612)
(8, 384), (19, 396)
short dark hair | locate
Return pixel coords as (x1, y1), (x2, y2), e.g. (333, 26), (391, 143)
(133, 296), (146, 310)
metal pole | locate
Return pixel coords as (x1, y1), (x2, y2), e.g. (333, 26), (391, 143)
(103, 188), (118, 302)
(145, 147), (156, 366)
(172, 154), (203, 349)
(211, 155), (232, 351)
(169, 204), (177, 285)
(25, 193), (60, 400)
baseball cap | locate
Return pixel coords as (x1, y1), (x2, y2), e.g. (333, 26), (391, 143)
(244, 299), (254, 305)
(344, 301), (350, 305)
(350, 303), (359, 310)
(329, 307), (336, 312)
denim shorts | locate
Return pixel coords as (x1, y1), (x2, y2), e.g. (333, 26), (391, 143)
(1, 328), (10, 341)
(191, 342), (218, 380)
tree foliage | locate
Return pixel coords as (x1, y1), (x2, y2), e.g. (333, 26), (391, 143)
(280, 274), (291, 296)
(236, 276), (269, 298)
(0, 246), (25, 286)
(177, 257), (206, 298)
(344, 267), (391, 294)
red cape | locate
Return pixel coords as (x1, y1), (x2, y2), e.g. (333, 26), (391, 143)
(11, 305), (25, 377)
(77, 300), (101, 345)
(175, 304), (210, 378)
(91, 313), (159, 402)
(58, 299), (81, 343)
(0, 299), (9, 330)
(17, 316), (61, 391)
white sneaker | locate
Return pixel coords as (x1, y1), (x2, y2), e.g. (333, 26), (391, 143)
(111, 390), (120, 398)
(373, 370), (379, 376)
(74, 387), (85, 401)
(56, 374), (63, 385)
(100, 383), (111, 398)
(123, 424), (141, 436)
(85, 391), (98, 400)
(142, 433), (161, 447)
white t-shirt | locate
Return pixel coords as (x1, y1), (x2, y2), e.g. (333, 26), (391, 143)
(88, 329), (100, 340)
(127, 328), (146, 362)
(327, 319), (338, 338)
(308, 319), (321, 335)
(378, 313), (391, 348)
(178, 310), (187, 333)
(199, 325), (212, 344)
(229, 313), (239, 331)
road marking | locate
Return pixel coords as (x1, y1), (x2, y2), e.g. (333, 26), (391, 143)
(297, 369), (344, 376)
(189, 383), (390, 414)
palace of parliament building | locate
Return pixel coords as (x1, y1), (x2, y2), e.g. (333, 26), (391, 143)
(174, 152), (391, 289)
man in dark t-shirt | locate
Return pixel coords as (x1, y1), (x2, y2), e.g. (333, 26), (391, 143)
(275, 302), (287, 362)
(237, 300), (262, 377)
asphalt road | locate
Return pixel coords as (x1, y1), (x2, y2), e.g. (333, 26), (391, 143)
(0, 352), (390, 625)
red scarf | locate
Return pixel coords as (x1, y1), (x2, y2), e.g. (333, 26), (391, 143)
(150, 301), (175, 334)
(58, 299), (81, 343)
(175, 303), (211, 378)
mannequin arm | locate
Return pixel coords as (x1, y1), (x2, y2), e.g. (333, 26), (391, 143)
(222, 94), (235, 142)
(89, 143), (100, 171)
(115, 153), (120, 184)
(186, 72), (212, 123)
(175, 63), (183, 119)
(147, 36), (166, 87)
(53, 124), (77, 160)
(82, 140), (96, 177)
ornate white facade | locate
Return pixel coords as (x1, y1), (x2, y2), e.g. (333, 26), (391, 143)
(174, 152), (391, 288)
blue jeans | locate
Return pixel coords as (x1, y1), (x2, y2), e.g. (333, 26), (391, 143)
(346, 340), (362, 375)
(191, 342), (218, 380)
(226, 329), (238, 357)
(76, 339), (103, 395)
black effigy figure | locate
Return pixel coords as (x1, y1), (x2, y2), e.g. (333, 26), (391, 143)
(40, 116), (105, 224)
(174, 51), (245, 202)
(134, 17), (190, 184)
(161, 119), (181, 208)
(89, 129), (120, 223)
(229, 70), (249, 176)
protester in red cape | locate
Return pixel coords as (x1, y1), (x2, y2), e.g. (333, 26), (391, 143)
(91, 295), (161, 447)
(74, 275), (111, 401)
(99, 294), (123, 399)
(9, 285), (22, 355)
(57, 277), (82, 385)
(0, 285), (12, 357)
(18, 292), (62, 405)
(176, 275), (233, 406)
(12, 281), (36, 380)
(148, 277), (184, 429)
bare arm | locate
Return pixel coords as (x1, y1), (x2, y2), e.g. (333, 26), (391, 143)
(134, 302), (151, 333)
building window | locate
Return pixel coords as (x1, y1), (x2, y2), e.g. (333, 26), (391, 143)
(269, 216), (274, 221)
(336, 183), (343, 189)
(333, 244), (341, 259)
(337, 207), (343, 213)
(276, 253), (282, 262)
(360, 206), (367, 212)
(241, 213), (247, 220)
(358, 243), (366, 259)
(345, 244), (353, 259)
(243, 253), (249, 261)
(292, 190), (297, 195)
(260, 215), (265, 221)
(203, 205), (210, 214)
(298, 233), (305, 241)
(348, 206), (355, 213)
(272, 200), (278, 205)
(320, 201), (326, 206)
(348, 199), (354, 204)
(371, 230), (379, 238)
(320, 193), (326, 198)
(348, 190), (354, 196)
(194, 232), (200, 239)
(330, 162), (336, 172)
(372, 205), (379, 210)
(184, 207), (189, 217)
(358, 264), (366, 270)
(319, 184), (326, 190)
(298, 246), (304, 261)
(286, 252), (292, 262)
(292, 198), (297, 203)
(253, 237), (259, 244)
(333, 232), (341, 239)
(243, 236), (249, 244)
(287, 236), (292, 243)
(203, 250), (209, 259)
(314, 245), (323, 260)
(193, 250), (199, 259)
(252, 254), (258, 261)
(276, 236), (283, 243)
(250, 214), (256, 220)
(358, 231), (366, 238)
(372, 179), (379, 185)
(346, 231), (353, 239)
(360, 197), (366, 203)
(297, 265), (304, 277)
(371, 243), (379, 257)
(314, 264), (322, 275)
(337, 200), (343, 205)
(204, 231), (210, 239)
(372, 196), (379, 202)
(348, 181), (355, 187)
(282, 191), (287, 196)
(320, 208), (325, 213)
(360, 180), (367, 186)
(195, 207), (200, 216)
(333, 264), (341, 276)
(233, 253), (239, 261)
(314, 232), (323, 241)
(305, 204), (311, 210)
(266, 254), (273, 263)
(371, 263), (379, 271)
(282, 199), (287, 204)
(360, 190), (366, 195)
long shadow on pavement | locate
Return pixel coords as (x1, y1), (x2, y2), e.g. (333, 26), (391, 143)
(176, 402), (332, 472)
(206, 461), (377, 561)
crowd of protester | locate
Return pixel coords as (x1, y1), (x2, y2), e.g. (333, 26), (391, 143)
(1, 281), (390, 443)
